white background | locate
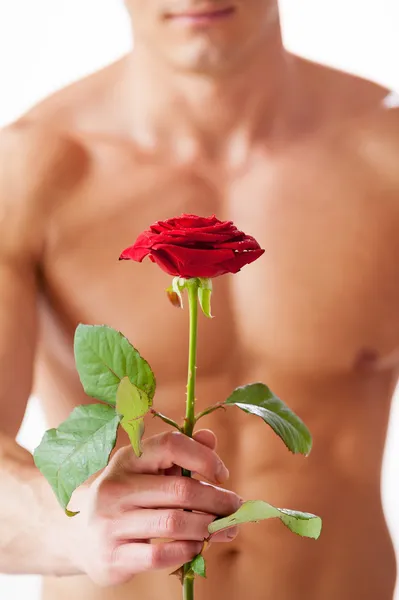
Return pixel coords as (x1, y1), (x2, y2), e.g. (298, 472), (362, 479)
(0, 1), (399, 598)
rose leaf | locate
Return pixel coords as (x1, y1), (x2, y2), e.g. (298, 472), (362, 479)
(224, 383), (312, 455)
(189, 554), (207, 578)
(74, 325), (156, 406)
(116, 377), (150, 457)
(209, 501), (322, 540)
(33, 403), (120, 516)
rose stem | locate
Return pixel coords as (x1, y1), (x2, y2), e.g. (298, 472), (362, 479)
(182, 279), (199, 600)
(183, 575), (195, 600)
(183, 280), (198, 441)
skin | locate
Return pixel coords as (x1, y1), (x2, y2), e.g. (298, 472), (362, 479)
(0, 0), (399, 599)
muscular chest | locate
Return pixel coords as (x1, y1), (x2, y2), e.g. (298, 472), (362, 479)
(40, 144), (399, 386)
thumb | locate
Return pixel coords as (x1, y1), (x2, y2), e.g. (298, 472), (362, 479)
(193, 429), (217, 451)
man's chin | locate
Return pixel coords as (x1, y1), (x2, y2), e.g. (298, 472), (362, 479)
(164, 44), (241, 76)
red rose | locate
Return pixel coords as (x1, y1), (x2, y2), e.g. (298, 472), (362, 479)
(120, 214), (264, 278)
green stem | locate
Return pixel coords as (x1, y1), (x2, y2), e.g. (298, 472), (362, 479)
(182, 280), (199, 600)
(150, 410), (181, 432)
(183, 574), (194, 600)
(183, 281), (199, 444)
(195, 402), (225, 423)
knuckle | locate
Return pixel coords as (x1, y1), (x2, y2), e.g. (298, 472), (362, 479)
(107, 546), (127, 586)
(107, 445), (137, 475)
(149, 544), (166, 569)
(94, 478), (123, 516)
(84, 518), (133, 587)
(162, 510), (185, 536)
(108, 543), (122, 569)
(99, 540), (139, 587)
(160, 430), (181, 452)
(98, 516), (118, 544)
(111, 446), (131, 467)
(94, 541), (120, 586)
(171, 478), (193, 504)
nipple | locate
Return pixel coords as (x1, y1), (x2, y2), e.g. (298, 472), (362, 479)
(354, 348), (379, 372)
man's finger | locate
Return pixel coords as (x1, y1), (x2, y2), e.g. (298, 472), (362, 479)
(112, 509), (239, 542)
(119, 431), (229, 484)
(116, 474), (241, 516)
(112, 509), (215, 541)
(113, 541), (203, 580)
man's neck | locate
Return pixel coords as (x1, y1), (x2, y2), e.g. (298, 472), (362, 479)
(124, 28), (306, 166)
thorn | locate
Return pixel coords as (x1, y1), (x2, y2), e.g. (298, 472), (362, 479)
(170, 567), (184, 584)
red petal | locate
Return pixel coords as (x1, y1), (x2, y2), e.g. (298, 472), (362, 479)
(119, 244), (149, 262)
(151, 245), (235, 278)
(150, 248), (181, 276)
(218, 248), (265, 273)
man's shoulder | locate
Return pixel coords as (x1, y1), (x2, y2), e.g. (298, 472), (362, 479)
(292, 105), (399, 202)
(312, 107), (399, 208)
(0, 120), (89, 201)
(0, 122), (90, 263)
(4, 59), (128, 171)
(299, 55), (391, 118)
(349, 106), (399, 173)
(24, 56), (127, 135)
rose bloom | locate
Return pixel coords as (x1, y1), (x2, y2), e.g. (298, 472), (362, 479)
(120, 214), (264, 278)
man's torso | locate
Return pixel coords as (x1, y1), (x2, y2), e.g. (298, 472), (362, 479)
(9, 55), (399, 599)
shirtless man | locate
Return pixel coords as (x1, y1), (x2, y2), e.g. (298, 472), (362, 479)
(1, 1), (399, 599)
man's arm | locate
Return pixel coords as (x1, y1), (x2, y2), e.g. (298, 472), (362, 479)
(0, 125), (239, 582)
(0, 123), (84, 574)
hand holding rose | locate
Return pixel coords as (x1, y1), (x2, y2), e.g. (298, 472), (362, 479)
(70, 431), (240, 587)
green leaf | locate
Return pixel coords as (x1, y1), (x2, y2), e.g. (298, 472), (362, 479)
(198, 288), (212, 319)
(74, 325), (156, 406)
(116, 377), (150, 457)
(225, 383), (312, 455)
(33, 404), (120, 515)
(198, 278), (213, 319)
(189, 554), (207, 578)
(209, 500), (322, 540)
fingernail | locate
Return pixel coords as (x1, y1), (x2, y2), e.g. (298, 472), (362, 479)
(233, 496), (244, 510)
(227, 527), (238, 540)
(216, 463), (229, 483)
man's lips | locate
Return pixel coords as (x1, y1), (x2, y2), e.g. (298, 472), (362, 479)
(165, 6), (236, 24)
